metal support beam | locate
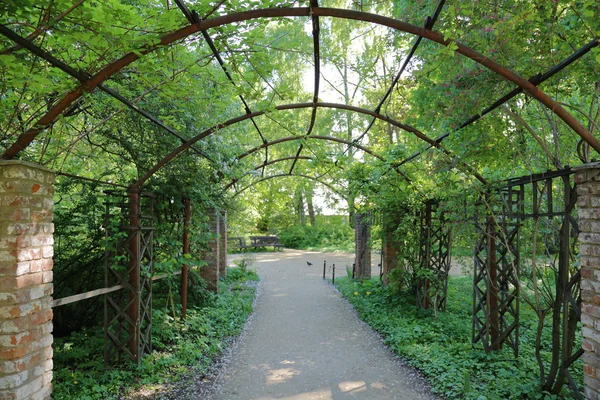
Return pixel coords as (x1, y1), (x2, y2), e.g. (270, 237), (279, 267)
(396, 38), (600, 167)
(233, 173), (344, 199)
(2, 8), (597, 161)
(352, 0), (445, 147)
(127, 189), (141, 358)
(173, 0), (269, 173)
(181, 197), (191, 319)
(135, 102), (485, 187)
(0, 23), (214, 163)
(290, 0), (321, 175)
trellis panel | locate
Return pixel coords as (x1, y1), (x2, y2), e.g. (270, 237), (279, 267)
(416, 200), (452, 311)
(104, 190), (154, 365)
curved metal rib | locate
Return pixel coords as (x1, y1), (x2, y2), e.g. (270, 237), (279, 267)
(2, 7), (596, 160)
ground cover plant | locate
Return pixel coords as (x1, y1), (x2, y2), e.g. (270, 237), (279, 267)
(52, 267), (258, 400)
(335, 276), (582, 399)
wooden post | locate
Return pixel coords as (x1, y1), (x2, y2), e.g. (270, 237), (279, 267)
(181, 198), (190, 319)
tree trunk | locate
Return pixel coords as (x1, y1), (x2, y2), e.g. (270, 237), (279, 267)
(295, 187), (305, 226)
(306, 188), (316, 226)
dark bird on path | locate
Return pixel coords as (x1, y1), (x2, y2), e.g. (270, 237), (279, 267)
(307, 261), (313, 266)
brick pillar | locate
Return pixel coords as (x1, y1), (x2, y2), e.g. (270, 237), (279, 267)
(576, 163), (600, 399)
(354, 213), (371, 279)
(383, 230), (399, 286)
(218, 211), (227, 279)
(200, 209), (219, 292)
(0, 161), (54, 400)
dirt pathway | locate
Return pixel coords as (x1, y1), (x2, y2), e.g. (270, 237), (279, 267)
(206, 249), (439, 400)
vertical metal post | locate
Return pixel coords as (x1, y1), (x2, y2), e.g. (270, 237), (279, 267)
(423, 200), (432, 310)
(487, 215), (500, 350)
(379, 239), (383, 280)
(558, 175), (573, 387)
(332, 263), (335, 284)
(352, 263), (355, 279)
(181, 197), (191, 319)
(323, 260), (326, 279)
(128, 188), (141, 361)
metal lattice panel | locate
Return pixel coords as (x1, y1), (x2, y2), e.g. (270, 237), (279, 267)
(416, 200), (452, 311)
(471, 170), (582, 397)
(104, 190), (154, 365)
(472, 188), (522, 356)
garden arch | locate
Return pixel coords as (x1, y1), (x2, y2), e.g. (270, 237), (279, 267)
(0, 9), (597, 162)
(1, 2), (599, 399)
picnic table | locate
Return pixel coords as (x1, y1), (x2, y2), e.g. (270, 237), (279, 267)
(228, 235), (283, 251)
(249, 235), (283, 250)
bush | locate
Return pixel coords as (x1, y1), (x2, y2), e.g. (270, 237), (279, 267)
(279, 217), (353, 251)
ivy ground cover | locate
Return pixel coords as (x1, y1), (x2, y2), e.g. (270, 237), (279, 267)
(335, 276), (582, 400)
(52, 267), (258, 400)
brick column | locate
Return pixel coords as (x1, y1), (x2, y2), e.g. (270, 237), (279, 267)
(382, 230), (399, 286)
(200, 209), (219, 292)
(218, 211), (227, 279)
(354, 213), (371, 279)
(0, 161), (54, 400)
(575, 162), (600, 399)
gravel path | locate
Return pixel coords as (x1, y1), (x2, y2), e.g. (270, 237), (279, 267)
(205, 249), (440, 400)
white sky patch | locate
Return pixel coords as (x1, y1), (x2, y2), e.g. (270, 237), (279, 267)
(313, 184), (346, 216)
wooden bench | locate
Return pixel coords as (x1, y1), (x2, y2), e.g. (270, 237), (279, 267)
(249, 235), (283, 250)
(227, 236), (283, 251)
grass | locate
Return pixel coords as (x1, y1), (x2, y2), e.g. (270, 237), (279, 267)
(334, 276), (582, 400)
(52, 267), (258, 399)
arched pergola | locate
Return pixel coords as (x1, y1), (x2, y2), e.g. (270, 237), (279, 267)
(1, 3), (599, 399)
(1, 8), (597, 169)
(133, 102), (487, 187)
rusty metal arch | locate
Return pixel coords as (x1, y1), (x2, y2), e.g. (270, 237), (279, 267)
(224, 156), (314, 191)
(255, 156), (313, 169)
(236, 135), (384, 163)
(232, 173), (345, 199)
(2, 7), (597, 162)
(134, 102), (489, 187)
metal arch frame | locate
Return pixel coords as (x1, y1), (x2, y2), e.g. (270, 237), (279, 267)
(289, 0), (321, 175)
(224, 156), (314, 191)
(133, 102), (486, 187)
(236, 134), (384, 162)
(232, 173), (345, 199)
(255, 155), (313, 169)
(1, 7), (597, 162)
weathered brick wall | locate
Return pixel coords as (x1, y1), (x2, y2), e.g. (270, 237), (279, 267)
(0, 161), (54, 400)
(354, 213), (371, 279)
(575, 163), (600, 399)
(200, 208), (220, 292)
(218, 211), (227, 279)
